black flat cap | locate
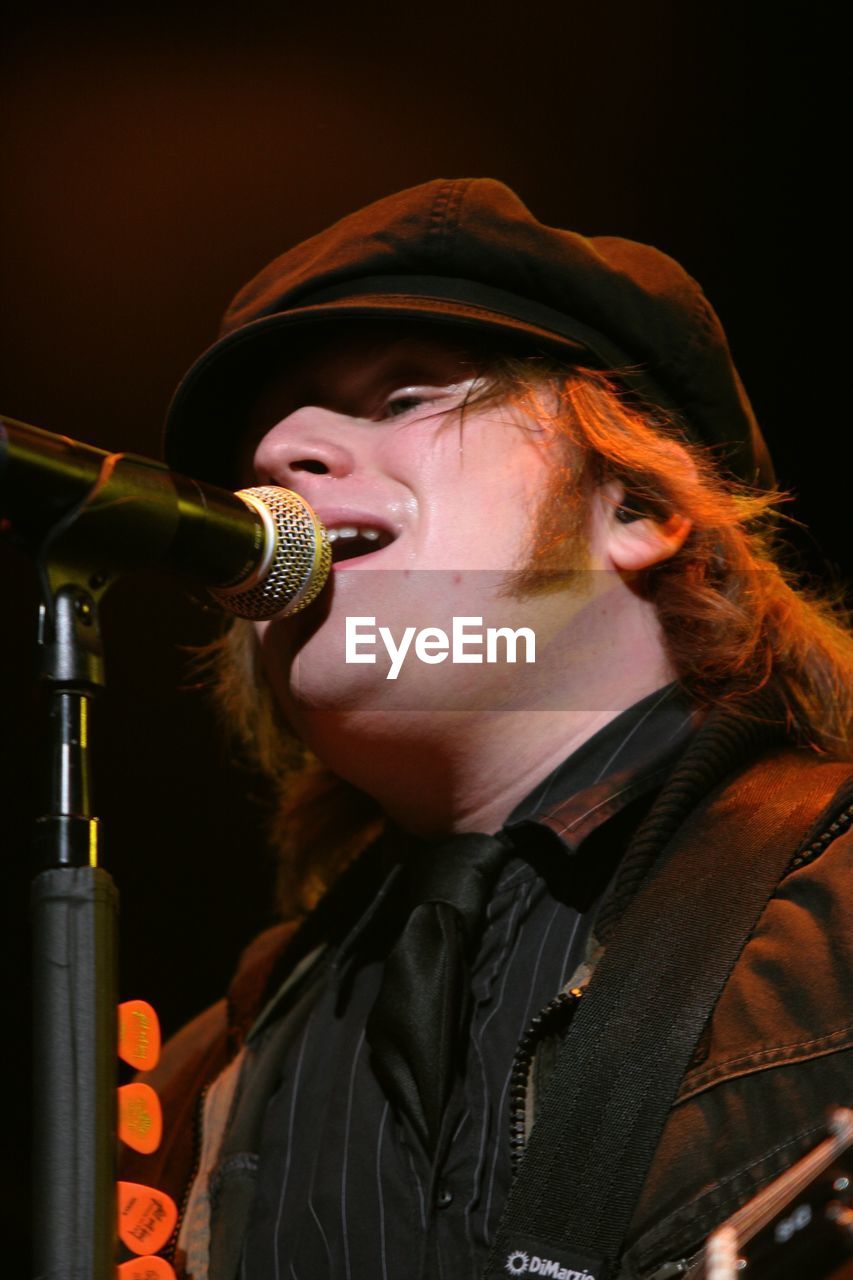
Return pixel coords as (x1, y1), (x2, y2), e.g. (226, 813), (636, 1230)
(163, 177), (773, 489)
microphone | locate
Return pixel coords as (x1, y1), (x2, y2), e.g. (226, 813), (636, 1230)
(0, 415), (332, 620)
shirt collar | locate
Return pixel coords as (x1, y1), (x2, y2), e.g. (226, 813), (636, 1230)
(506, 682), (700, 851)
(334, 683), (700, 970)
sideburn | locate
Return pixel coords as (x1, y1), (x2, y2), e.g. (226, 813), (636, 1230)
(502, 447), (596, 602)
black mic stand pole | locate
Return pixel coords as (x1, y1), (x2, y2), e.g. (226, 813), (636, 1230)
(32, 580), (117, 1280)
(29, 453), (183, 1280)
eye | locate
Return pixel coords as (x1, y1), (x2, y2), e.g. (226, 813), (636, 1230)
(383, 387), (435, 418)
(382, 383), (469, 420)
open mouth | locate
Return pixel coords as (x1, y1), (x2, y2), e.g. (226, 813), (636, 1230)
(327, 523), (396, 564)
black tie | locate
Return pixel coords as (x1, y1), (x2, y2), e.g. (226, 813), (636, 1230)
(365, 831), (513, 1154)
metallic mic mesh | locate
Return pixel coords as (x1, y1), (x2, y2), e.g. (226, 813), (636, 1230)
(209, 486), (331, 621)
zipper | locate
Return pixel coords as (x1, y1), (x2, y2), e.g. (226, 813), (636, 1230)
(503, 797), (853, 1271)
(786, 800), (853, 874)
(165, 1080), (209, 1264)
(507, 797), (853, 1174)
(509, 986), (583, 1173)
(643, 1257), (693, 1279)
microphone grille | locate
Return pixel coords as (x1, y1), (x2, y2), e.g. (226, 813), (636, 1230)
(209, 485), (331, 621)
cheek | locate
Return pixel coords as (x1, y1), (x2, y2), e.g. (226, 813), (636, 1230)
(472, 414), (554, 479)
(458, 430), (555, 523)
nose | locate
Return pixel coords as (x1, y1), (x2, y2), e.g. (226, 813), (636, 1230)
(251, 405), (359, 486)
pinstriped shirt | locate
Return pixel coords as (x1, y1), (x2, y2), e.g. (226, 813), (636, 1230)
(240, 685), (698, 1280)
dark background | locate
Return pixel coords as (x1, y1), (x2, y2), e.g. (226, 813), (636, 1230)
(0, 1), (845, 1261)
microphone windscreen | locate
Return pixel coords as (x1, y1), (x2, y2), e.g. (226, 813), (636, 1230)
(208, 486), (331, 621)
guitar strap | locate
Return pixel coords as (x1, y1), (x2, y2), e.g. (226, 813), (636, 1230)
(483, 749), (853, 1280)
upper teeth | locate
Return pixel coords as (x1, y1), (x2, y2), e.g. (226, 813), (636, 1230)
(326, 525), (383, 543)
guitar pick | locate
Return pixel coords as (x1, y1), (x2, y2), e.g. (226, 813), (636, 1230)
(117, 1255), (176, 1279)
(118, 1001), (161, 1072)
(118, 1082), (162, 1155)
(117, 1182), (177, 1256)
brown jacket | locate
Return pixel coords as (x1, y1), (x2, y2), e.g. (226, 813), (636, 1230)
(122, 748), (853, 1278)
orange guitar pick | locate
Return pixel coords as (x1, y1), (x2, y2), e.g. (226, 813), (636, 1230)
(118, 1082), (163, 1155)
(117, 1182), (177, 1256)
(116, 1256), (176, 1279)
(118, 1001), (161, 1071)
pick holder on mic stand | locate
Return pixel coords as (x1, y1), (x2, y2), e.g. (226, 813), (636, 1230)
(30, 454), (183, 1280)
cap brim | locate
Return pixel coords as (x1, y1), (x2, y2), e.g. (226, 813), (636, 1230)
(162, 291), (646, 487)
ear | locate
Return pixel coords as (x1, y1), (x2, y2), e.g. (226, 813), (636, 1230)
(598, 481), (693, 571)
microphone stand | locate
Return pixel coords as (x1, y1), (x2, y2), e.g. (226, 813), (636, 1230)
(29, 451), (183, 1279)
(32, 582), (117, 1280)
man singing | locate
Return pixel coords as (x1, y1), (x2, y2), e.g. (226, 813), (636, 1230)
(122, 178), (853, 1279)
